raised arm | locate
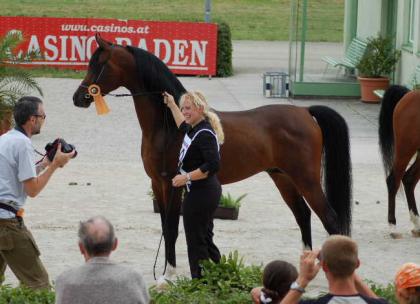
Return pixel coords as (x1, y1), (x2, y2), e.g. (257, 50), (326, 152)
(163, 92), (185, 128)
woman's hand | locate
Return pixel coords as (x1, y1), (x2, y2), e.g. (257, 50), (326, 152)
(172, 174), (188, 187)
(163, 91), (176, 109)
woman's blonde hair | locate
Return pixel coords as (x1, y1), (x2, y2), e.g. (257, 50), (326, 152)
(179, 91), (224, 144)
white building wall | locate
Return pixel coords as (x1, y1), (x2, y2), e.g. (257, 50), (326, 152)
(356, 0), (420, 85)
(357, 0), (383, 39)
(396, 0), (420, 85)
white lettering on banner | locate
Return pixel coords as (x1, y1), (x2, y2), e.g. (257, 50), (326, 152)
(153, 39), (171, 63)
(70, 36), (87, 61)
(64, 24), (151, 34)
(173, 40), (189, 65)
(86, 36), (97, 58)
(59, 36), (68, 61)
(191, 40), (207, 66)
(20, 35), (208, 67)
(27, 35), (41, 54)
(44, 35), (58, 60)
(137, 38), (148, 51)
(115, 37), (132, 46)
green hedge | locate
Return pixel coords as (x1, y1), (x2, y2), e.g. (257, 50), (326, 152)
(0, 285), (55, 303)
(0, 256), (398, 304)
(216, 21), (233, 77)
(150, 251), (262, 303)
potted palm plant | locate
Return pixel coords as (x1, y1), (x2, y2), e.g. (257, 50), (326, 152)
(0, 31), (43, 135)
(214, 192), (247, 220)
(356, 35), (400, 103)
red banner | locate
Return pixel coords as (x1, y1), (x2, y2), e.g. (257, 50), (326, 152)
(0, 16), (218, 75)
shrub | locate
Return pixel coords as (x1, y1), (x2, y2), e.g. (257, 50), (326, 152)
(0, 285), (55, 303)
(0, 31), (43, 120)
(219, 192), (247, 210)
(356, 35), (400, 78)
(367, 281), (397, 304)
(216, 22), (233, 77)
(150, 251), (262, 303)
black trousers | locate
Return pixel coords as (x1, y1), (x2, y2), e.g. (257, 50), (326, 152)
(183, 176), (221, 279)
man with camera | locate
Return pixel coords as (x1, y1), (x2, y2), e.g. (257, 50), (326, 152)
(0, 96), (75, 289)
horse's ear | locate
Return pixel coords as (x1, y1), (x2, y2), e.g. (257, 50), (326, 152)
(95, 33), (112, 51)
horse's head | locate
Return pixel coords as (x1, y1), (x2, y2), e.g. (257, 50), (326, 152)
(73, 34), (135, 108)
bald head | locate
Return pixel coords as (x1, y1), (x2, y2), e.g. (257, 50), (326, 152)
(78, 216), (116, 257)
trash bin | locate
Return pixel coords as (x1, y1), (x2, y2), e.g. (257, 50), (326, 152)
(263, 72), (288, 98)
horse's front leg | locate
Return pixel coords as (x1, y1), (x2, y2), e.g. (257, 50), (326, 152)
(153, 179), (182, 283)
(162, 181), (182, 269)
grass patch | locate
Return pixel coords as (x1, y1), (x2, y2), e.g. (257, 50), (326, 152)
(0, 0), (344, 42)
(27, 66), (86, 79)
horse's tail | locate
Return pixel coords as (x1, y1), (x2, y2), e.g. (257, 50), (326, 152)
(378, 85), (410, 176)
(308, 106), (352, 236)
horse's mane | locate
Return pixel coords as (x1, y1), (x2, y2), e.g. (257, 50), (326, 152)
(90, 45), (186, 134)
(90, 45), (186, 104)
(89, 47), (106, 75)
(126, 45), (186, 104)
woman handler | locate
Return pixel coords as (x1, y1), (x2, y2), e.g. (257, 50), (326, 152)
(163, 91), (224, 279)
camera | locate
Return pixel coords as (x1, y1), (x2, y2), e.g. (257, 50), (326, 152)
(45, 138), (77, 162)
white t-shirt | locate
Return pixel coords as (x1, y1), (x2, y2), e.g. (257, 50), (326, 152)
(0, 129), (36, 218)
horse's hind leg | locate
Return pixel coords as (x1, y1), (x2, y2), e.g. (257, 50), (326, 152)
(269, 173), (312, 249)
(402, 153), (420, 236)
(386, 147), (414, 238)
(300, 182), (341, 236)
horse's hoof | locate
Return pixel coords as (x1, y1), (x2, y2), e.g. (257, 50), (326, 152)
(390, 232), (403, 239)
(411, 230), (420, 237)
(154, 265), (177, 291)
(155, 276), (170, 291)
(166, 264), (177, 277)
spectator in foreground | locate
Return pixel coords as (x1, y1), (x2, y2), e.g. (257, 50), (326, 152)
(280, 235), (388, 304)
(394, 262), (420, 304)
(251, 260), (298, 303)
(54, 216), (149, 304)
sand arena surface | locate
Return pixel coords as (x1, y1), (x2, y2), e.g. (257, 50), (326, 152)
(3, 61), (419, 294)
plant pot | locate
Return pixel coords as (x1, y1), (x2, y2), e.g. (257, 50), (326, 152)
(214, 206), (239, 220)
(152, 201), (239, 220)
(0, 109), (13, 136)
(358, 77), (390, 103)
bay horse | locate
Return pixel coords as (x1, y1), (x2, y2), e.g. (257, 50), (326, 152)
(379, 85), (420, 236)
(73, 35), (352, 274)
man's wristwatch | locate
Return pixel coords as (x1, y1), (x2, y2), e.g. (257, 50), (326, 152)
(290, 281), (305, 293)
(186, 173), (191, 182)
